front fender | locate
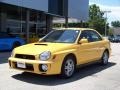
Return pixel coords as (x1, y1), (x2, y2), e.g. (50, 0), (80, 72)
(50, 49), (77, 73)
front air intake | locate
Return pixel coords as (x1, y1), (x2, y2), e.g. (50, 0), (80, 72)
(15, 54), (35, 60)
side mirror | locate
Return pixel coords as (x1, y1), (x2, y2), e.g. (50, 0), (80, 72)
(79, 39), (88, 44)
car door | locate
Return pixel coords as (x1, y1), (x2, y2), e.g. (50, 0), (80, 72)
(77, 30), (102, 64)
(87, 30), (104, 61)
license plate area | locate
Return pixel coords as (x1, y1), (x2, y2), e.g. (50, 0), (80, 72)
(17, 62), (26, 68)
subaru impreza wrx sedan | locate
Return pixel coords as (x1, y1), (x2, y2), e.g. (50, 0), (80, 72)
(8, 28), (111, 78)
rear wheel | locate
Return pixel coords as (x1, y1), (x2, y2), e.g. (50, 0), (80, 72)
(61, 56), (75, 78)
(101, 51), (109, 65)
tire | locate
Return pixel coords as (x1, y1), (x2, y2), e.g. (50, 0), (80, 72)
(12, 42), (21, 49)
(101, 51), (109, 65)
(61, 56), (76, 78)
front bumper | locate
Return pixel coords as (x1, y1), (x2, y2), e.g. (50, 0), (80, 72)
(8, 57), (61, 75)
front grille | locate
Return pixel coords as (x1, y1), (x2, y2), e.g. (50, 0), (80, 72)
(15, 54), (35, 60)
(13, 62), (34, 71)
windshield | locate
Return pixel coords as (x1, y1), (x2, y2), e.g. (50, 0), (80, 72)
(41, 30), (80, 43)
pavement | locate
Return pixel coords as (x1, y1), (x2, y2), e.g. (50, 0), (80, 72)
(0, 43), (120, 90)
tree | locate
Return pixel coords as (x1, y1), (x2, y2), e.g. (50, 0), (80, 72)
(89, 4), (109, 35)
(111, 21), (120, 27)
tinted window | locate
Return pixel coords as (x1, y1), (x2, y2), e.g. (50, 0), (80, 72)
(89, 31), (102, 42)
(41, 30), (80, 43)
(80, 30), (102, 42)
(80, 30), (90, 41)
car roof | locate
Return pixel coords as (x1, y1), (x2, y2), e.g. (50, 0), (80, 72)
(54, 28), (95, 31)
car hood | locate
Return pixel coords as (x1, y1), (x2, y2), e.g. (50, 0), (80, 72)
(14, 42), (75, 55)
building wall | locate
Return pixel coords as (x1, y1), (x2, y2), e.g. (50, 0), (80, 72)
(48, 0), (68, 17)
(0, 3), (52, 42)
(0, 0), (48, 12)
(1, 0), (89, 21)
(68, 0), (89, 21)
(48, 0), (58, 15)
(49, 0), (89, 21)
(0, 0), (89, 43)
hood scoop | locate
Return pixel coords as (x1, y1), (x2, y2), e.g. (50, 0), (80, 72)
(34, 43), (48, 46)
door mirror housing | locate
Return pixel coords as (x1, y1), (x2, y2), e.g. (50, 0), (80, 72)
(79, 39), (88, 44)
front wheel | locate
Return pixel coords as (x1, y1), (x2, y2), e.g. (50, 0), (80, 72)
(101, 51), (109, 65)
(61, 56), (75, 78)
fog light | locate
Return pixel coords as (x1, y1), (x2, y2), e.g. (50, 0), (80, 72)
(41, 64), (48, 71)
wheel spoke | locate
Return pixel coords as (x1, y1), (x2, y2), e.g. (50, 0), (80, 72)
(64, 59), (75, 77)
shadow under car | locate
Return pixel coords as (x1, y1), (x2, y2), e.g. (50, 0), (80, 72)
(12, 62), (116, 86)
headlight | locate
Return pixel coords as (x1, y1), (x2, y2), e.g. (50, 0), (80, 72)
(40, 51), (51, 61)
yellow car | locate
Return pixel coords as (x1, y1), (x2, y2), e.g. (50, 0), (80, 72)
(8, 28), (111, 78)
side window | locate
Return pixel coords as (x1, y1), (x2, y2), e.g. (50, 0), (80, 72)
(80, 30), (102, 42)
(80, 31), (87, 39)
(89, 31), (102, 42)
(80, 31), (91, 42)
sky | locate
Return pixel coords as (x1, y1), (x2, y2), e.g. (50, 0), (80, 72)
(89, 0), (120, 25)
